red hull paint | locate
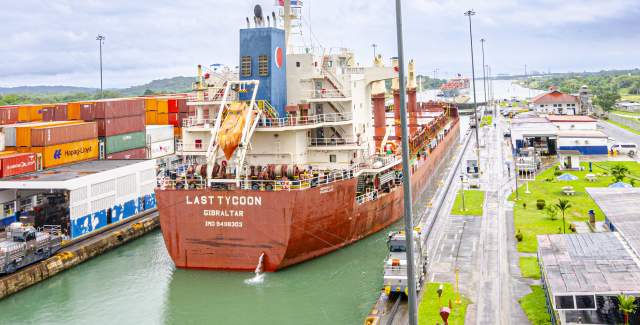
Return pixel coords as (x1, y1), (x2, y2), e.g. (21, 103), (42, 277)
(157, 121), (460, 271)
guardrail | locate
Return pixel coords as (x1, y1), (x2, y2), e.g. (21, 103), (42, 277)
(257, 112), (352, 128)
(356, 190), (379, 205)
(308, 137), (359, 147)
(305, 89), (351, 99)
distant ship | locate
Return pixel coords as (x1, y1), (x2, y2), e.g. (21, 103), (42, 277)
(155, 1), (461, 272)
(438, 75), (471, 104)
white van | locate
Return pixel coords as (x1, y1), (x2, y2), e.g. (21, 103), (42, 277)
(611, 143), (638, 156)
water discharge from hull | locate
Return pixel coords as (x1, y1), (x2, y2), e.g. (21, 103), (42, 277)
(244, 252), (266, 285)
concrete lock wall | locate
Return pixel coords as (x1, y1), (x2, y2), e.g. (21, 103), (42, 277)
(609, 114), (640, 131)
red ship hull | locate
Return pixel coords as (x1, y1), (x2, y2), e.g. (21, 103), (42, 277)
(157, 121), (459, 271)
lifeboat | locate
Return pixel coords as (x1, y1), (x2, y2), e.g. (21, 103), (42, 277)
(217, 102), (250, 160)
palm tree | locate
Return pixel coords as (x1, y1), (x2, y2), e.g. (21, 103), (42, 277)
(617, 294), (637, 325)
(555, 199), (572, 234)
(611, 164), (630, 183)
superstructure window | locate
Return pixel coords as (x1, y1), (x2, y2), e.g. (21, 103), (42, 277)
(296, 61), (301, 68)
(258, 55), (269, 76)
(241, 56), (252, 77)
(330, 154), (337, 163)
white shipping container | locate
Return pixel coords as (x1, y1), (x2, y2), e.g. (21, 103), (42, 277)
(149, 139), (175, 159)
(2, 126), (16, 147)
(145, 125), (174, 144)
(0, 131), (5, 152)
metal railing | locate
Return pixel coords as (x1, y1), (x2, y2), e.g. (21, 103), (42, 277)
(257, 112), (353, 128)
(344, 67), (365, 74)
(158, 166), (359, 192)
(356, 190), (379, 205)
(305, 89), (351, 99)
(175, 141), (207, 153)
(308, 137), (359, 147)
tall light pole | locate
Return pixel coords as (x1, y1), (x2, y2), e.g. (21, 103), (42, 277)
(395, 1), (418, 324)
(465, 9), (481, 168)
(480, 38), (488, 108)
(96, 34), (106, 98)
(371, 43), (378, 58)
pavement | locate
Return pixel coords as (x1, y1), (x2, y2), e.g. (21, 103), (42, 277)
(598, 120), (640, 146)
(421, 111), (532, 325)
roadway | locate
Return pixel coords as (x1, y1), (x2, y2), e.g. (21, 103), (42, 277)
(598, 120), (640, 146)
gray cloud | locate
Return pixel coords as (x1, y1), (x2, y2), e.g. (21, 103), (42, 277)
(0, 0), (638, 88)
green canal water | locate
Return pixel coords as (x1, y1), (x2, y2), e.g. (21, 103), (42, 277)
(0, 228), (397, 325)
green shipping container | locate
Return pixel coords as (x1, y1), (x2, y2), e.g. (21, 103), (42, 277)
(102, 131), (146, 154)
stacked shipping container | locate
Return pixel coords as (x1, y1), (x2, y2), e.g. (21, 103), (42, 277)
(144, 96), (188, 138)
(80, 98), (147, 159)
(146, 125), (175, 159)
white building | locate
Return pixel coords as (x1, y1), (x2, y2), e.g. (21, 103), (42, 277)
(510, 117), (559, 154)
(557, 130), (608, 155)
(532, 88), (579, 115)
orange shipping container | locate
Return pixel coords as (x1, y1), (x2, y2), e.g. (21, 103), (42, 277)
(157, 99), (169, 114)
(173, 127), (182, 138)
(145, 98), (158, 111)
(30, 138), (99, 168)
(18, 105), (43, 122)
(67, 102), (90, 120)
(157, 113), (169, 125)
(145, 111), (157, 125)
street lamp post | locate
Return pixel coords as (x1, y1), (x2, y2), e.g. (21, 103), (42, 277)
(371, 43), (378, 58)
(480, 38), (488, 109)
(96, 34), (106, 99)
(464, 10), (481, 169)
(460, 175), (466, 211)
(394, 1), (418, 324)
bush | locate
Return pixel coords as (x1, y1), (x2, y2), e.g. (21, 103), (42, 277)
(569, 223), (577, 233)
(536, 199), (546, 210)
(522, 202), (527, 209)
(515, 230), (523, 242)
(553, 170), (562, 176)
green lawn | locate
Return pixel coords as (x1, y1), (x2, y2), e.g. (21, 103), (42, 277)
(451, 190), (485, 216)
(480, 115), (493, 127)
(519, 285), (552, 325)
(510, 161), (640, 253)
(418, 283), (470, 325)
(519, 256), (541, 279)
(605, 118), (640, 135)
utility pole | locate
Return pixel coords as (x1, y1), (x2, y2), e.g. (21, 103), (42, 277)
(465, 10), (481, 169)
(525, 64), (531, 99)
(394, 1), (418, 324)
(96, 34), (106, 98)
(480, 39), (488, 108)
(460, 175), (466, 211)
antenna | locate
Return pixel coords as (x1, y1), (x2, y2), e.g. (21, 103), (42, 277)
(254, 4), (264, 27)
(246, 17), (251, 28)
(267, 15), (271, 27)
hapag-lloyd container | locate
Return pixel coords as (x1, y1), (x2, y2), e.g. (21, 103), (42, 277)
(149, 138), (175, 159)
(0, 153), (37, 178)
(0, 106), (19, 125)
(145, 125), (173, 143)
(30, 122), (98, 147)
(102, 131), (146, 154)
(105, 147), (147, 160)
(30, 138), (99, 168)
(97, 115), (145, 137)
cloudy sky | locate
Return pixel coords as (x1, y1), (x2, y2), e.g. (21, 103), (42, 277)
(1, 0), (639, 88)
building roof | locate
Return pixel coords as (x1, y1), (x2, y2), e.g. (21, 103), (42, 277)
(547, 115), (596, 123)
(557, 130), (608, 138)
(587, 188), (640, 258)
(0, 160), (155, 190)
(511, 117), (550, 124)
(532, 90), (579, 105)
(538, 232), (640, 295)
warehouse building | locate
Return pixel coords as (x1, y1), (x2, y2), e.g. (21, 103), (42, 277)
(0, 160), (157, 239)
(538, 232), (640, 324)
(510, 117), (558, 155)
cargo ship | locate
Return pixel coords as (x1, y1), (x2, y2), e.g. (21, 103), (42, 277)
(155, 2), (460, 272)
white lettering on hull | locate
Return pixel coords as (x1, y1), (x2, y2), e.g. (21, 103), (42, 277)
(186, 195), (262, 206)
(205, 221), (243, 228)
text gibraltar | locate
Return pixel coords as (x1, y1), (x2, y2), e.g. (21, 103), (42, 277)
(185, 195), (262, 206)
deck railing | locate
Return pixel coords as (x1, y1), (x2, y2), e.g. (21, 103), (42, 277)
(257, 112), (352, 128)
